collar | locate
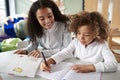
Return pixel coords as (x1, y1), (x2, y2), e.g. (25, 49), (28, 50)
(79, 39), (97, 48)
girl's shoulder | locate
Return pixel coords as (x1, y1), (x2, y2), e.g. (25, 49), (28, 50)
(71, 38), (80, 44)
(97, 40), (108, 45)
(96, 40), (109, 48)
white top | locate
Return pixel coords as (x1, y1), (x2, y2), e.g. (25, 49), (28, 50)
(51, 38), (118, 72)
(25, 21), (71, 57)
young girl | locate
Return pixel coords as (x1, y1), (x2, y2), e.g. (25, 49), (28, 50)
(15, 0), (71, 57)
(40, 11), (118, 73)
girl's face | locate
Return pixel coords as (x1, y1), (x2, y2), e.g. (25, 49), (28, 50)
(77, 25), (95, 46)
(36, 7), (55, 30)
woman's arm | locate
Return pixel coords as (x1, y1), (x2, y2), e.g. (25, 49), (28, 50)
(25, 41), (39, 53)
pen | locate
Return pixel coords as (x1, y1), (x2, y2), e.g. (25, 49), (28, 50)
(41, 52), (49, 66)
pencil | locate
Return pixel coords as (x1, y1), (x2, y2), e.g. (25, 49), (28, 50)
(41, 52), (49, 66)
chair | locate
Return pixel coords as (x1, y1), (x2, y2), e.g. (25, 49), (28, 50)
(108, 28), (120, 62)
(108, 28), (120, 50)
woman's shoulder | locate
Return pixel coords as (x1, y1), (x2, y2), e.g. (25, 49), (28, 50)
(55, 21), (69, 30)
(55, 21), (66, 26)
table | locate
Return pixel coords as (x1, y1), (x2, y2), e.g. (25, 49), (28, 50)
(0, 50), (120, 80)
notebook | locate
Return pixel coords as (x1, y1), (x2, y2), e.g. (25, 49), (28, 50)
(36, 62), (101, 80)
(0, 54), (42, 77)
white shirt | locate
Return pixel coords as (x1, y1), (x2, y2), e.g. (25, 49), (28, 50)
(25, 21), (71, 57)
(51, 38), (118, 72)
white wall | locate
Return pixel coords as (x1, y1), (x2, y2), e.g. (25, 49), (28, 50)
(64, 0), (83, 14)
(15, 0), (32, 14)
(15, 0), (83, 15)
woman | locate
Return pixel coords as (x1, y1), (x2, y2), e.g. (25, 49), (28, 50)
(15, 0), (71, 58)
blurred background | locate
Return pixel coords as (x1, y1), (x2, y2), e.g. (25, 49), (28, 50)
(0, 0), (120, 52)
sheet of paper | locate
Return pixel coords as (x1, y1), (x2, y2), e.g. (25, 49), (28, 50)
(61, 70), (101, 80)
(36, 62), (74, 80)
(0, 54), (42, 77)
(0, 52), (14, 69)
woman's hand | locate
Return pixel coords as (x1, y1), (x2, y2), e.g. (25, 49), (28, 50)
(15, 49), (40, 58)
(28, 49), (40, 58)
(40, 58), (56, 72)
(71, 64), (96, 73)
(14, 50), (28, 55)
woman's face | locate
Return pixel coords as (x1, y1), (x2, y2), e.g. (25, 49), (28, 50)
(76, 25), (95, 46)
(36, 7), (55, 30)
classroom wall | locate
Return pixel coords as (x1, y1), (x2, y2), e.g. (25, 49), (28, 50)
(64, 0), (83, 14)
(15, 0), (32, 14)
(84, 0), (120, 29)
(14, 0), (83, 15)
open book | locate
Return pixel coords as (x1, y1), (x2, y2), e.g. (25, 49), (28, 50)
(0, 54), (42, 77)
(36, 62), (101, 80)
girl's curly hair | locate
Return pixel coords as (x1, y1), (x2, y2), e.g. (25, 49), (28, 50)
(70, 11), (109, 42)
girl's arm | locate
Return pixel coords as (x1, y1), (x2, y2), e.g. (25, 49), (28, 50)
(94, 42), (118, 72)
(71, 64), (96, 73)
(51, 40), (75, 64)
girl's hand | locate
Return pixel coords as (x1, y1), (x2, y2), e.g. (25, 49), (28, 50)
(40, 61), (51, 72)
(14, 50), (28, 55)
(28, 50), (40, 58)
(71, 64), (96, 73)
(40, 58), (56, 72)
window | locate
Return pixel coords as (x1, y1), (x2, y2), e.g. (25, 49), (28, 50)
(0, 0), (6, 24)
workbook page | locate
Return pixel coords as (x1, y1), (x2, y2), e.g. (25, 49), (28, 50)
(0, 54), (42, 77)
(62, 70), (101, 80)
(36, 62), (74, 80)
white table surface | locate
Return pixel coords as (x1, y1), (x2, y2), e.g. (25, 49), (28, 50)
(0, 50), (120, 80)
